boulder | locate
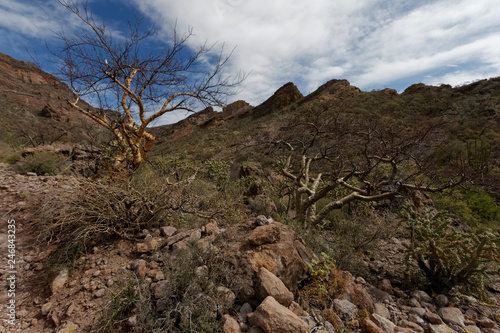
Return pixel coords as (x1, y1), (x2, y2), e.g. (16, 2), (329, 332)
(255, 267), (294, 306)
(215, 219), (313, 301)
(248, 296), (309, 333)
(438, 307), (465, 327)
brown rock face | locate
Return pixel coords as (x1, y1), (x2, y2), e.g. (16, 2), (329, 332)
(223, 100), (251, 117)
(252, 82), (303, 117)
(248, 296), (309, 333)
(216, 219), (314, 301)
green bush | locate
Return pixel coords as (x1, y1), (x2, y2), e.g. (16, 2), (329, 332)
(14, 152), (65, 175)
(400, 206), (500, 299)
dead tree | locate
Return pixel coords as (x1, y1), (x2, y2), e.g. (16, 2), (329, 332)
(54, 0), (244, 173)
(276, 111), (465, 227)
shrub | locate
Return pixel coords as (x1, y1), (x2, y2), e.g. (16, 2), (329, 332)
(400, 206), (500, 299)
(14, 152), (65, 175)
(41, 178), (203, 250)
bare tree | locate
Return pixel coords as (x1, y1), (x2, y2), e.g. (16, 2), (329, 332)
(274, 106), (466, 227)
(54, 0), (244, 173)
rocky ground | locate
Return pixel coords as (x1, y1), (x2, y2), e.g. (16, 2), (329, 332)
(0, 165), (499, 332)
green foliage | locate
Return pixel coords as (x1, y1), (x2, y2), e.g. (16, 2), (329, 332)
(204, 159), (231, 189)
(432, 189), (500, 230)
(14, 152), (66, 175)
(400, 206), (500, 299)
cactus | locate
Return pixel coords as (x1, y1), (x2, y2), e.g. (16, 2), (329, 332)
(466, 139), (491, 172)
(400, 206), (500, 299)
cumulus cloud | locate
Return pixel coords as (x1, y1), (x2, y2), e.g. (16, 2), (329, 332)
(129, 0), (500, 106)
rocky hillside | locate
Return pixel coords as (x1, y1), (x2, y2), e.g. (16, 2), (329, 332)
(0, 53), (499, 332)
(0, 52), (110, 152)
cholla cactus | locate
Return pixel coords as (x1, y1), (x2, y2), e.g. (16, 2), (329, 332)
(400, 206), (500, 299)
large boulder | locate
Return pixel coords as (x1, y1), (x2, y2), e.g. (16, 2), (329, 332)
(248, 296), (309, 333)
(215, 218), (314, 301)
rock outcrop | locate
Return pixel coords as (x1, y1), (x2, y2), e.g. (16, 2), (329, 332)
(252, 82), (303, 118)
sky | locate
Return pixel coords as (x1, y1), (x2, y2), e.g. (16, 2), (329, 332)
(1, 0), (500, 125)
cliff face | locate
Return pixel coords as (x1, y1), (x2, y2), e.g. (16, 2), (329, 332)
(0, 52), (107, 147)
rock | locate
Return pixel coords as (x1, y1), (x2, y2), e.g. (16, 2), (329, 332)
(438, 307), (465, 327)
(222, 100), (251, 117)
(465, 326), (482, 333)
(203, 219), (220, 236)
(216, 286), (236, 312)
(255, 215), (273, 226)
(252, 82), (303, 118)
(362, 318), (384, 333)
(333, 299), (358, 321)
(288, 301), (307, 317)
(132, 259), (148, 278)
(255, 267), (294, 306)
(51, 268), (69, 294)
(344, 276), (375, 313)
(136, 235), (157, 253)
(411, 290), (432, 304)
(378, 279), (394, 295)
(398, 320), (424, 332)
(239, 303), (253, 322)
(217, 220), (314, 301)
(41, 302), (53, 316)
(434, 294), (449, 308)
(223, 314), (242, 333)
(247, 327), (265, 333)
(56, 322), (79, 333)
(154, 280), (169, 299)
(160, 226), (177, 237)
(426, 312), (444, 325)
(94, 288), (106, 298)
(248, 296), (309, 333)
(166, 231), (189, 247)
(369, 313), (396, 333)
(374, 303), (390, 319)
(248, 224), (281, 246)
(425, 324), (456, 333)
(476, 317), (496, 328)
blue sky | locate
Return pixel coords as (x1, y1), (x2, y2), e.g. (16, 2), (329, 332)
(1, 0), (500, 124)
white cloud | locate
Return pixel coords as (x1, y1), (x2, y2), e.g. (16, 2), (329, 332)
(128, 0), (500, 106)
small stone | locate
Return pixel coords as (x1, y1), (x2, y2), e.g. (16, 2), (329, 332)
(51, 268), (69, 294)
(239, 303), (253, 322)
(160, 226), (177, 237)
(223, 314), (241, 333)
(426, 312), (444, 325)
(362, 318), (384, 333)
(154, 280), (169, 299)
(56, 322), (79, 333)
(465, 326), (482, 333)
(370, 313), (396, 333)
(94, 288), (106, 298)
(438, 307), (465, 327)
(333, 299), (358, 321)
(411, 290), (432, 303)
(398, 320), (424, 332)
(127, 315), (138, 327)
(476, 317), (496, 328)
(435, 294), (449, 308)
(374, 303), (390, 319)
